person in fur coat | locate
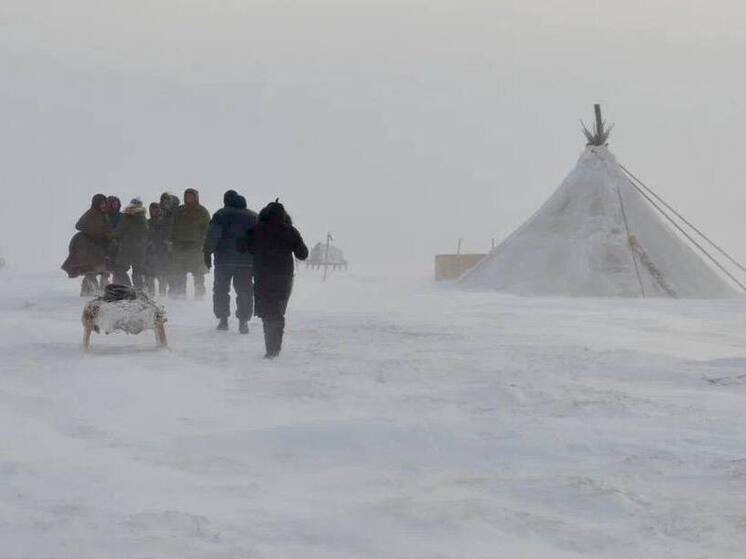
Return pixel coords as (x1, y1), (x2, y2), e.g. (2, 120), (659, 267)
(62, 193), (113, 296)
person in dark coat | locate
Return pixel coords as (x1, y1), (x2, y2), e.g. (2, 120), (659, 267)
(203, 190), (258, 333)
(238, 200), (308, 358)
(106, 196), (123, 229)
(158, 192), (180, 295)
(62, 194), (113, 296)
(112, 198), (148, 288)
(145, 202), (170, 296)
(104, 195), (123, 283)
(170, 188), (210, 298)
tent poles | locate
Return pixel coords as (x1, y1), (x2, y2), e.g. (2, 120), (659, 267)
(620, 165), (746, 275)
(616, 187), (646, 297)
(588, 146), (645, 296)
(622, 174), (746, 292)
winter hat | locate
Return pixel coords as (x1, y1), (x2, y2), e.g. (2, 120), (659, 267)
(236, 195), (247, 210)
(223, 189), (240, 208)
(184, 188), (199, 204)
(149, 202), (160, 211)
(259, 198), (291, 225)
(129, 197), (143, 207)
(91, 193), (107, 209)
(159, 192), (179, 211)
(223, 190), (241, 208)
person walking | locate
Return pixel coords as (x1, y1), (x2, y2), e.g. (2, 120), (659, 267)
(203, 190), (257, 333)
(62, 194), (113, 296)
(158, 192), (180, 295)
(145, 202), (170, 296)
(112, 198), (148, 288)
(169, 188), (210, 298)
(238, 200), (308, 358)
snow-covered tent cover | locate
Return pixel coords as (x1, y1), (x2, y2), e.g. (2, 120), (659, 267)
(460, 142), (736, 298)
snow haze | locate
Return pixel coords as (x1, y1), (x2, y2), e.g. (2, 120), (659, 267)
(2, 0), (746, 273)
(4, 4), (746, 557)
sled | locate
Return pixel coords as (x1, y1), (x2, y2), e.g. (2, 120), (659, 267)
(82, 284), (168, 351)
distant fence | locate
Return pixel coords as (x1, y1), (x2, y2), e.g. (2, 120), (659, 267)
(434, 254), (485, 281)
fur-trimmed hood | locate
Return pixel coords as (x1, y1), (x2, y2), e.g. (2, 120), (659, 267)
(90, 193), (107, 211)
(106, 196), (121, 212)
(124, 204), (147, 216)
(184, 188), (200, 206)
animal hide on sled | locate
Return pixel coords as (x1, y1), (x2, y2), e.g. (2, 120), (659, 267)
(82, 285), (166, 335)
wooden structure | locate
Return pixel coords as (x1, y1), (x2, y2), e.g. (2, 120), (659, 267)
(434, 254), (486, 281)
(307, 239), (348, 274)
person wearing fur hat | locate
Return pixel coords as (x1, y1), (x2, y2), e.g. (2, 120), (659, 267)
(203, 190), (258, 333)
(238, 200), (308, 358)
(169, 188), (211, 298)
(111, 198), (149, 288)
(62, 194), (113, 296)
(159, 192), (180, 218)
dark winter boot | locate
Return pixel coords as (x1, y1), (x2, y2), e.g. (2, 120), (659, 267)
(272, 321), (285, 357)
(263, 321), (275, 358)
(217, 317), (229, 331)
(239, 320), (249, 335)
(263, 319), (284, 358)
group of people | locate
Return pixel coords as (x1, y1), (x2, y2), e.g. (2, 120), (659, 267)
(62, 189), (308, 358)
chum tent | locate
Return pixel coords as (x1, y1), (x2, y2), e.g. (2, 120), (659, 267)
(459, 106), (742, 298)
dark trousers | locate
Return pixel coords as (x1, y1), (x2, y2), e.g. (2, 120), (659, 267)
(171, 246), (207, 298)
(255, 274), (292, 356)
(262, 316), (285, 357)
(213, 265), (254, 320)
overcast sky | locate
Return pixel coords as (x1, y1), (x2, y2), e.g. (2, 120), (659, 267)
(2, 0), (746, 275)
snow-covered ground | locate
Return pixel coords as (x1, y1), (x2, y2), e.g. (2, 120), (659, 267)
(2, 269), (746, 558)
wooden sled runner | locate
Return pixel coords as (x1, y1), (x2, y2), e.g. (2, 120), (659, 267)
(82, 284), (168, 351)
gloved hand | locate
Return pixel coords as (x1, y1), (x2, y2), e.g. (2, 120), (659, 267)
(203, 252), (212, 270)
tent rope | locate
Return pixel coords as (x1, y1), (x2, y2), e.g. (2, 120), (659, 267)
(620, 165), (746, 276)
(589, 149), (646, 296)
(621, 173), (746, 292)
(615, 187), (646, 297)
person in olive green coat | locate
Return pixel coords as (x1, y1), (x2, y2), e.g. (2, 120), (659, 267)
(169, 188), (210, 298)
(112, 198), (149, 288)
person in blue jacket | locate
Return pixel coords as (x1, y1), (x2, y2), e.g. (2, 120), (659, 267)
(203, 190), (258, 333)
